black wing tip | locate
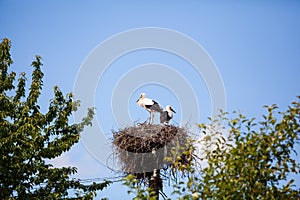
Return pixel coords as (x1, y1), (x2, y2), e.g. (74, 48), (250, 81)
(152, 100), (158, 104)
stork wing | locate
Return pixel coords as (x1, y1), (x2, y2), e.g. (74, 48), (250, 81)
(145, 103), (163, 113)
(160, 111), (168, 123)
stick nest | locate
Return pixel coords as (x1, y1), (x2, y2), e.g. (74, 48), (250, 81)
(112, 123), (191, 174)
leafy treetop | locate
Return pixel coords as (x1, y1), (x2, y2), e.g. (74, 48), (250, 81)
(0, 38), (111, 199)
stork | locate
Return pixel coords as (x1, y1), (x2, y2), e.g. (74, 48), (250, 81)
(136, 93), (163, 124)
(160, 105), (176, 125)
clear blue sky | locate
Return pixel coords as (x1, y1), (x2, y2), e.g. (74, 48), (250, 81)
(1, 1), (300, 199)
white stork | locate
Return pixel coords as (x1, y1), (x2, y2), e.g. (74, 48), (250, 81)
(160, 105), (176, 125)
(136, 93), (163, 124)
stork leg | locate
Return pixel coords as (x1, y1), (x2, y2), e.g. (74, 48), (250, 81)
(150, 112), (154, 124)
(146, 112), (151, 124)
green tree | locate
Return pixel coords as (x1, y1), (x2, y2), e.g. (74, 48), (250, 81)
(174, 99), (300, 199)
(123, 98), (300, 199)
(0, 38), (110, 199)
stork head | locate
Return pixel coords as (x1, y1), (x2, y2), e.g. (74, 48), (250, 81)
(166, 105), (176, 113)
(136, 92), (146, 102)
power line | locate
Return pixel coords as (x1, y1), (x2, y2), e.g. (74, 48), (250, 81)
(6, 175), (125, 198)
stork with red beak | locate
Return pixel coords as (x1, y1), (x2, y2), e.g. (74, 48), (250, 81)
(136, 93), (163, 124)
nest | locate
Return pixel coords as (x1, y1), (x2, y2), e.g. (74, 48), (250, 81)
(112, 123), (191, 175)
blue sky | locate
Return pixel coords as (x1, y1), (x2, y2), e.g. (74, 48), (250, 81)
(1, 1), (300, 199)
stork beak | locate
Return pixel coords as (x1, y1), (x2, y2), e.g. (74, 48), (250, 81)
(171, 107), (176, 113)
(136, 96), (140, 102)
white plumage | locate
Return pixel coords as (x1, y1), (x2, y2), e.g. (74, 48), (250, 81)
(160, 105), (176, 125)
(136, 93), (163, 124)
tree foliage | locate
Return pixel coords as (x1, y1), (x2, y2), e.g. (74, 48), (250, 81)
(174, 98), (300, 199)
(0, 38), (111, 199)
(122, 174), (158, 200)
(123, 98), (300, 199)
